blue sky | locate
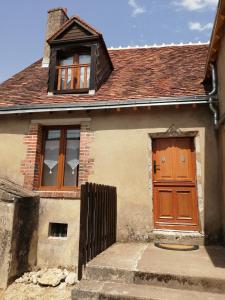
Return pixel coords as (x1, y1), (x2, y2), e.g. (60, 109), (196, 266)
(0, 0), (218, 83)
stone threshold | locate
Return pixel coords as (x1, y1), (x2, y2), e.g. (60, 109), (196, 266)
(153, 229), (205, 245)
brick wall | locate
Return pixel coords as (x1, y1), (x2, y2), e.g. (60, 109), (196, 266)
(21, 121), (94, 198)
(21, 123), (42, 190)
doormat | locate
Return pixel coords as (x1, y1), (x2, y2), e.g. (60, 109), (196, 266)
(154, 243), (199, 251)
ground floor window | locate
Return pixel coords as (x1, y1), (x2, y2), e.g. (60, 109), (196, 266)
(40, 126), (80, 190)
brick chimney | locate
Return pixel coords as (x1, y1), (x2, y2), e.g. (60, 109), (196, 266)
(42, 8), (69, 67)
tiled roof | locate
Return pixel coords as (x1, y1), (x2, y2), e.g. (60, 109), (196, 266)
(0, 44), (208, 108)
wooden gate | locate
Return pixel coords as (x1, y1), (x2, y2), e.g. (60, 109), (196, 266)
(78, 182), (117, 280)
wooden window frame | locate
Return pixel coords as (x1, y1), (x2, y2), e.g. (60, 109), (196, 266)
(39, 125), (80, 191)
(56, 51), (91, 93)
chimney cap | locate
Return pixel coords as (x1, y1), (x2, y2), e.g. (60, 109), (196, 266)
(48, 7), (68, 15)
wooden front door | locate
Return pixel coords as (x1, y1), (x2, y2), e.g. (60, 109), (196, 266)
(152, 137), (199, 231)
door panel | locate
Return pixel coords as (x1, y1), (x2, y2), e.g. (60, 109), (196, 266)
(154, 139), (173, 181)
(153, 137), (199, 231)
(173, 139), (194, 181)
(157, 188), (174, 220)
(175, 188), (196, 221)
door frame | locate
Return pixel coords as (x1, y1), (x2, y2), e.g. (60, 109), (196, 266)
(149, 126), (203, 233)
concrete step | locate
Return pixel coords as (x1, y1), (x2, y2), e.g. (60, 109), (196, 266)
(84, 265), (225, 294)
(153, 230), (205, 246)
(72, 279), (225, 300)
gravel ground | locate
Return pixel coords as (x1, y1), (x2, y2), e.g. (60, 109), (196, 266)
(0, 283), (74, 300)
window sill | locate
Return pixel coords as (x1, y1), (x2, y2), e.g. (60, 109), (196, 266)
(37, 190), (81, 199)
(54, 88), (89, 95)
(48, 236), (68, 240)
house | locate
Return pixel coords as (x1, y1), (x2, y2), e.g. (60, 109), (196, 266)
(0, 2), (224, 280)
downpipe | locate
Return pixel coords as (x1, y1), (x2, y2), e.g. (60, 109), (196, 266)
(208, 63), (219, 128)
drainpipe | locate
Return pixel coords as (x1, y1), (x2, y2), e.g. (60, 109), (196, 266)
(208, 63), (219, 128)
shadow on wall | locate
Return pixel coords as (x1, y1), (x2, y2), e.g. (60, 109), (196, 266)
(204, 129), (223, 245)
(205, 246), (225, 268)
(9, 196), (40, 284)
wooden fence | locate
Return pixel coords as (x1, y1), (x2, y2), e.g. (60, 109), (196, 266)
(78, 182), (117, 280)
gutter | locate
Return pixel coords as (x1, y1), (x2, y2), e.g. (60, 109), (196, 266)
(0, 95), (210, 115)
(208, 63), (219, 128)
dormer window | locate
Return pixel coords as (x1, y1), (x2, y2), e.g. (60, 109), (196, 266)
(47, 16), (113, 95)
(57, 53), (91, 92)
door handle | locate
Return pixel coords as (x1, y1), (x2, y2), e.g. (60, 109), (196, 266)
(153, 160), (160, 174)
(154, 160), (156, 174)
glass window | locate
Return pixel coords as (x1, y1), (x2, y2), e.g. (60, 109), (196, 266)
(60, 56), (73, 66)
(79, 55), (91, 65)
(57, 53), (91, 91)
(42, 130), (60, 186)
(64, 129), (80, 186)
(41, 127), (80, 189)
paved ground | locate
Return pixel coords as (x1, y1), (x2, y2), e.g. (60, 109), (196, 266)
(88, 243), (225, 279)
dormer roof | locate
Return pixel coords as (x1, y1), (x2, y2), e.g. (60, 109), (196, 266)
(48, 15), (101, 44)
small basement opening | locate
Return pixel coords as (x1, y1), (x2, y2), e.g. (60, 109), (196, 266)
(49, 222), (68, 238)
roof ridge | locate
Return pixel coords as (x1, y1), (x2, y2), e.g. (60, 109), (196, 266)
(108, 41), (209, 50)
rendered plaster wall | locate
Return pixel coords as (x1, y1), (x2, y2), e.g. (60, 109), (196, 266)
(0, 197), (39, 289)
(217, 28), (225, 116)
(37, 198), (80, 269)
(0, 118), (29, 185)
(0, 108), (221, 246)
(217, 29), (225, 241)
(0, 201), (14, 289)
(88, 106), (221, 243)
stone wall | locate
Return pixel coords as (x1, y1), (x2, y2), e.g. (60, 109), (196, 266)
(0, 179), (39, 289)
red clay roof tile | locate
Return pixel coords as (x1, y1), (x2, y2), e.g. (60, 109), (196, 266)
(0, 44), (208, 108)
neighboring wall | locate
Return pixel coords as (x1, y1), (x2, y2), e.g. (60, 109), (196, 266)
(217, 29), (225, 241)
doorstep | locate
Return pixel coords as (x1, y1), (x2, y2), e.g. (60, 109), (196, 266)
(153, 229), (205, 245)
(72, 243), (225, 299)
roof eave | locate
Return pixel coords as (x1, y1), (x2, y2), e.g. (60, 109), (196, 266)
(205, 0), (225, 80)
(0, 95), (210, 115)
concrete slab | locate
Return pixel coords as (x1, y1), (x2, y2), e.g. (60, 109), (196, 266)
(88, 243), (225, 280)
(138, 244), (225, 280)
(73, 280), (225, 299)
(84, 243), (225, 293)
(87, 243), (148, 271)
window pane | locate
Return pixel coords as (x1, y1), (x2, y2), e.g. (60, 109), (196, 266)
(64, 129), (80, 186)
(60, 56), (73, 66)
(67, 68), (72, 89)
(79, 66), (90, 89)
(61, 69), (65, 90)
(80, 67), (85, 89)
(79, 55), (91, 65)
(42, 130), (60, 186)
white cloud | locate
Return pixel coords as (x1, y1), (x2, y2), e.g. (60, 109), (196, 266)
(174, 0), (218, 11)
(128, 0), (146, 16)
(189, 21), (213, 31)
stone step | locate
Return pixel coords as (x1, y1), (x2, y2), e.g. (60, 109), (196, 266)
(72, 279), (225, 300)
(153, 230), (205, 246)
(84, 265), (225, 294)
